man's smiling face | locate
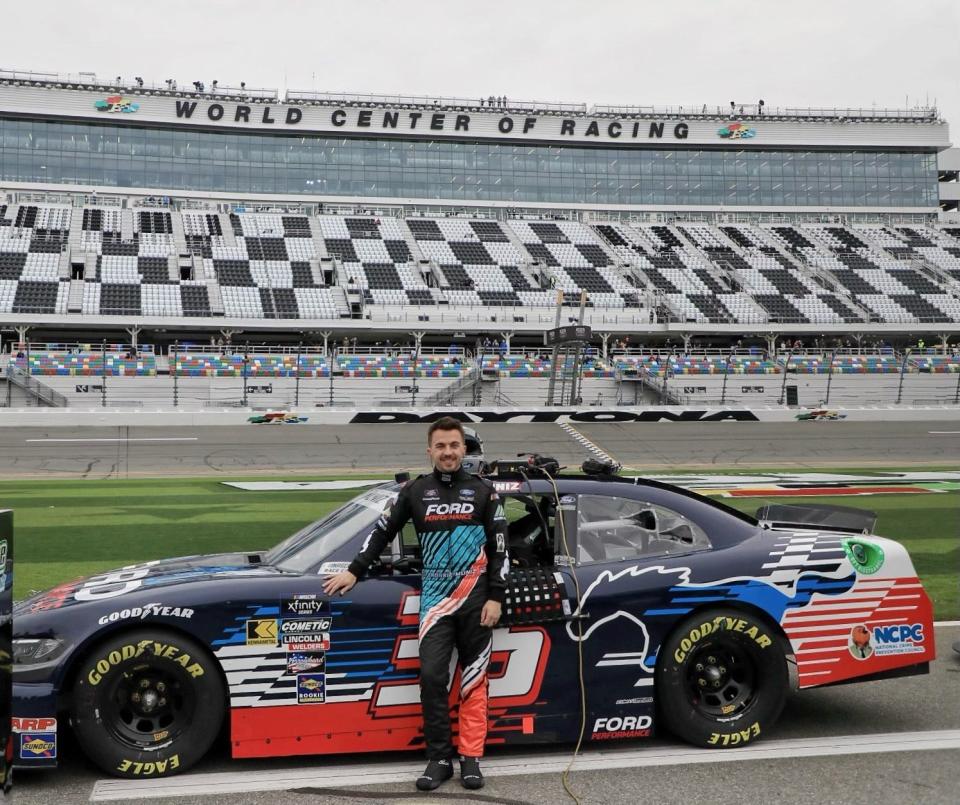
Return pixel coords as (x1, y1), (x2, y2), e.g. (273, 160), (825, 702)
(427, 428), (466, 473)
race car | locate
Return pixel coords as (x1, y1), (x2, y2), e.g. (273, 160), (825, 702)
(11, 467), (935, 778)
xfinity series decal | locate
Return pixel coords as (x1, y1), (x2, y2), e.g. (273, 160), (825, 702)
(282, 596), (331, 617)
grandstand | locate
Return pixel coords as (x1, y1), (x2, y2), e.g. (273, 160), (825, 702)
(0, 69), (958, 408)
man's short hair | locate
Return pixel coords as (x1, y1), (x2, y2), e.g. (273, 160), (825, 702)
(427, 417), (465, 444)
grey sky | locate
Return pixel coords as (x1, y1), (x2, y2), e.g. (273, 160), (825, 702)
(4, 0), (959, 133)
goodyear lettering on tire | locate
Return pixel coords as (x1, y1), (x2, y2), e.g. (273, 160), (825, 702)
(674, 615), (773, 663)
(87, 640), (205, 685)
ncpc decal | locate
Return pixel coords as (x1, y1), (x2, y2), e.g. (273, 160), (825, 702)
(849, 623), (925, 660)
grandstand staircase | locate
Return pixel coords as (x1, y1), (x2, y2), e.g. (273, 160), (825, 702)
(205, 280), (225, 315)
(306, 217), (330, 259)
(6, 367), (68, 407)
(397, 219), (427, 263)
(218, 214), (239, 248)
(67, 208), (85, 276)
(120, 210), (135, 241)
(67, 279), (84, 313)
(170, 209), (188, 257)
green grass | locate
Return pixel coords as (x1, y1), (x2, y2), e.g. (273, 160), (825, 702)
(2, 474), (957, 620)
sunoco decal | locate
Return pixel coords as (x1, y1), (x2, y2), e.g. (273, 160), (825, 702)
(20, 733), (57, 759)
(297, 673), (326, 703)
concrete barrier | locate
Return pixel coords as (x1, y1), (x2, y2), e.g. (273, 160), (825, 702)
(0, 406), (958, 426)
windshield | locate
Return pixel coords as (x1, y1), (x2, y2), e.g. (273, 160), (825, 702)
(265, 484), (399, 572)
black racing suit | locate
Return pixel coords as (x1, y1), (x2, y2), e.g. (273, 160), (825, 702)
(348, 465), (509, 759)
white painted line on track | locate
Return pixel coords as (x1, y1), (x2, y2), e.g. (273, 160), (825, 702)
(90, 729), (960, 801)
(928, 431), (960, 434)
(24, 437), (199, 443)
(935, 620), (960, 626)
(559, 422), (618, 465)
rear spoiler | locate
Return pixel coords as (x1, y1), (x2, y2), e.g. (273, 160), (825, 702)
(755, 503), (877, 534)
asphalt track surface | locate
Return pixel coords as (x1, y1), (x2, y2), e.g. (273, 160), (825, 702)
(11, 625), (960, 805)
(2, 421), (959, 478)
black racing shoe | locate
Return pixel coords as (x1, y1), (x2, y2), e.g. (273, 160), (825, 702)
(459, 755), (484, 790)
(416, 758), (453, 791)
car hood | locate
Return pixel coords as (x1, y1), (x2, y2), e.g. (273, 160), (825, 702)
(16, 551), (285, 615)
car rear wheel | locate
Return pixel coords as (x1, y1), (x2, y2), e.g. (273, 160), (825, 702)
(70, 629), (225, 777)
(657, 608), (788, 748)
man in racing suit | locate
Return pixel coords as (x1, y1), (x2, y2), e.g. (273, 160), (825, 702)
(323, 417), (509, 792)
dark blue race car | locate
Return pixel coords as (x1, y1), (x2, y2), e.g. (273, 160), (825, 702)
(11, 470), (935, 778)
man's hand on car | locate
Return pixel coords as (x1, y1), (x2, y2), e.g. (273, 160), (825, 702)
(323, 570), (358, 596)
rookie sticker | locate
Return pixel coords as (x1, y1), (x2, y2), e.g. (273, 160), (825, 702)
(297, 673), (326, 703)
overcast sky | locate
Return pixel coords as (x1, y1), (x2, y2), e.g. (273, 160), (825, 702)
(4, 0), (958, 133)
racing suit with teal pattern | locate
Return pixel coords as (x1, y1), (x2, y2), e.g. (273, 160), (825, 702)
(347, 466), (509, 759)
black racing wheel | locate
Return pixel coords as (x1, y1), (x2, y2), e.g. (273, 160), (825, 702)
(657, 608), (789, 748)
(71, 629), (225, 777)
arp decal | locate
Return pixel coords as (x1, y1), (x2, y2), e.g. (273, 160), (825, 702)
(11, 717), (57, 733)
(20, 733), (57, 759)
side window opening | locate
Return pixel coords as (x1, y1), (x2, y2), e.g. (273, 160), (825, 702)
(575, 494), (711, 563)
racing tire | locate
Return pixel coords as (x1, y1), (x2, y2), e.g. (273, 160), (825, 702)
(70, 629), (225, 778)
(656, 608), (788, 749)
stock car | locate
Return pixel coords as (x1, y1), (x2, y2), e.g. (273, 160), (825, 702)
(11, 466), (935, 778)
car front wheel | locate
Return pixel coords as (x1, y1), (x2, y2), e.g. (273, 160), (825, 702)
(70, 629), (225, 777)
(657, 608), (788, 748)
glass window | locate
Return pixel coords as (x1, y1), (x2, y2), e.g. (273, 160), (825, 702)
(575, 494), (710, 564)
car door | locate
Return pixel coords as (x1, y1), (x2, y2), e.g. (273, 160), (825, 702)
(559, 492), (713, 741)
